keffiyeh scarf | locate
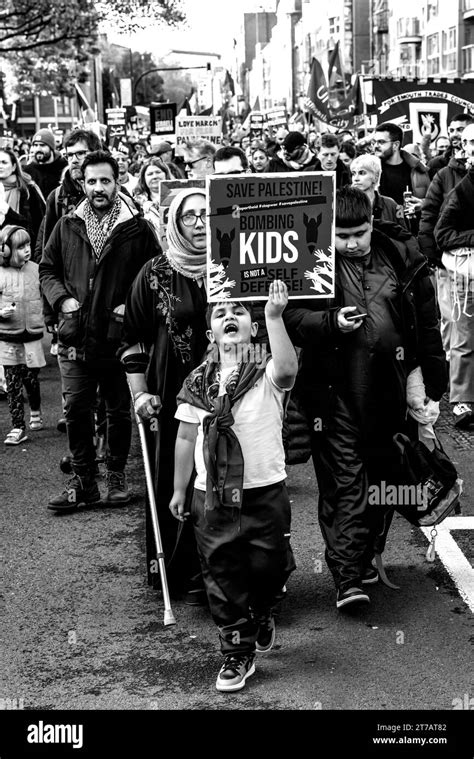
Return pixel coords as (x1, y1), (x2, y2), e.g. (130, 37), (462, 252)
(177, 351), (268, 510)
(83, 196), (122, 259)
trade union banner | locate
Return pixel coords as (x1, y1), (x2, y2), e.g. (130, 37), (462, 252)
(206, 172), (335, 302)
(369, 78), (474, 146)
(158, 179), (205, 251)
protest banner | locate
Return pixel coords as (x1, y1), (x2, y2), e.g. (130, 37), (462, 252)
(158, 179), (205, 251)
(368, 78), (474, 146)
(150, 103), (177, 146)
(175, 115), (223, 154)
(206, 171), (335, 302)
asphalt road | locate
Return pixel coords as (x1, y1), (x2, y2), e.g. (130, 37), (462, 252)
(1, 341), (473, 724)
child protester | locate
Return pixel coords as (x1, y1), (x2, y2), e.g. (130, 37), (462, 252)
(170, 280), (298, 692)
(0, 225), (45, 445)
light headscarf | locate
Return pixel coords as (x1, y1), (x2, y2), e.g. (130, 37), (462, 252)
(166, 187), (208, 281)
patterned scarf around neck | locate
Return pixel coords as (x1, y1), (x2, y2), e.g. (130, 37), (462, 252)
(2, 176), (21, 213)
(83, 196), (122, 259)
(177, 350), (268, 511)
(166, 188), (208, 281)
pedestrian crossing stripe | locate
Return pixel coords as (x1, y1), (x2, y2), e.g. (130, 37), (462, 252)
(421, 517), (474, 613)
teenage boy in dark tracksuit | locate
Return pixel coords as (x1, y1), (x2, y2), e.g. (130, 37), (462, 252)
(170, 281), (297, 692)
(283, 187), (447, 611)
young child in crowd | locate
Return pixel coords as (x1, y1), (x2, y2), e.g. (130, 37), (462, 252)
(0, 225), (45, 445)
(170, 280), (298, 692)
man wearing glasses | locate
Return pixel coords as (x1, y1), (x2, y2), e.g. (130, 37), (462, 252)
(427, 113), (473, 180)
(372, 121), (430, 230)
(181, 139), (217, 179)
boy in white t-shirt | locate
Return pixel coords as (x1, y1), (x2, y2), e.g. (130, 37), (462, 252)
(170, 280), (298, 692)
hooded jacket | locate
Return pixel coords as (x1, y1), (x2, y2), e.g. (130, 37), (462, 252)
(283, 228), (447, 418)
(39, 195), (160, 361)
(418, 155), (467, 266)
(0, 260), (44, 343)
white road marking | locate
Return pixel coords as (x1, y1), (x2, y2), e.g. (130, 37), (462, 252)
(420, 517), (474, 613)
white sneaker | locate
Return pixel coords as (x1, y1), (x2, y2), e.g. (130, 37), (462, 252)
(50, 343), (58, 356)
(4, 428), (28, 445)
(453, 403), (474, 429)
(29, 411), (43, 431)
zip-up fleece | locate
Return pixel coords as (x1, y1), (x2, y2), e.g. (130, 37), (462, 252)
(0, 261), (44, 343)
(39, 196), (160, 361)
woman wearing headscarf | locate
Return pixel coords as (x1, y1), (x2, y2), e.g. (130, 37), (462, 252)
(0, 148), (45, 249)
(132, 157), (173, 239)
(119, 188), (209, 603)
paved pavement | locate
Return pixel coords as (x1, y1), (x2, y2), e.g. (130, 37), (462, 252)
(1, 341), (473, 746)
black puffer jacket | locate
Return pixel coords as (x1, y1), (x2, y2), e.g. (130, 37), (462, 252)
(283, 228), (447, 417)
(39, 197), (160, 361)
(434, 167), (474, 251)
(418, 156), (467, 266)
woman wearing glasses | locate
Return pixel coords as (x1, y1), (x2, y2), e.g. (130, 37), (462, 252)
(119, 188), (209, 605)
(133, 157), (173, 239)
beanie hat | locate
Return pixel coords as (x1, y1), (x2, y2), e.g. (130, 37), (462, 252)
(149, 140), (173, 156)
(32, 129), (56, 151)
(283, 131), (306, 153)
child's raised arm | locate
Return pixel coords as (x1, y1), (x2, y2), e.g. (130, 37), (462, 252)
(169, 421), (198, 521)
(264, 280), (298, 389)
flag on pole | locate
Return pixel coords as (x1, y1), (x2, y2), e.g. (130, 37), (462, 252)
(224, 70), (235, 97)
(74, 82), (96, 123)
(304, 58), (330, 123)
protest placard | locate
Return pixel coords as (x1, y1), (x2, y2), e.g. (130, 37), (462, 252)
(150, 103), (177, 145)
(158, 179), (205, 251)
(249, 111), (265, 139)
(206, 172), (335, 302)
(175, 115), (223, 154)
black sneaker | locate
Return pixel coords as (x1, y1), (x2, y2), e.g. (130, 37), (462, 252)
(48, 474), (101, 511)
(56, 418), (67, 433)
(104, 471), (130, 505)
(183, 573), (208, 606)
(216, 653), (256, 692)
(361, 565), (379, 585)
(336, 587), (370, 610)
(255, 614), (276, 653)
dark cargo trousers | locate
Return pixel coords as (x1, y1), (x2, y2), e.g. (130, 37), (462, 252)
(309, 393), (396, 594)
(191, 481), (296, 656)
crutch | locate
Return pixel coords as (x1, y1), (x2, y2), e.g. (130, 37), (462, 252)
(131, 389), (176, 626)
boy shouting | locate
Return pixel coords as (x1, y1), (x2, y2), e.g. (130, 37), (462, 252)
(170, 281), (297, 692)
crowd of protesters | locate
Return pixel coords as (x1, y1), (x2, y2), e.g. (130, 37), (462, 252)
(0, 109), (469, 692)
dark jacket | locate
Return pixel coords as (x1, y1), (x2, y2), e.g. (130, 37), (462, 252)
(23, 153), (68, 199)
(372, 191), (408, 229)
(312, 157), (351, 189)
(427, 148), (453, 180)
(434, 168), (474, 252)
(268, 147), (319, 173)
(33, 170), (84, 263)
(418, 156), (467, 266)
(1, 181), (45, 251)
(380, 149), (431, 201)
(283, 228), (447, 416)
(39, 197), (160, 361)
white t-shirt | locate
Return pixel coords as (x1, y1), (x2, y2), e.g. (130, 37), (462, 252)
(175, 359), (292, 491)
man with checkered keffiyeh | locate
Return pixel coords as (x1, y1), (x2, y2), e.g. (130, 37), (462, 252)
(40, 150), (161, 511)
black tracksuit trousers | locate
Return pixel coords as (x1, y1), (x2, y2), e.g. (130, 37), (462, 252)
(191, 481), (295, 656)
